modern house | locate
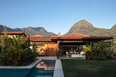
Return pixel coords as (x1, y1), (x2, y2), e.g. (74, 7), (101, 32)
(0, 32), (113, 58)
(28, 33), (113, 57)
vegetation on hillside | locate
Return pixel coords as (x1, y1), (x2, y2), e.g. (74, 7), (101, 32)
(65, 19), (116, 36)
(86, 28), (112, 36)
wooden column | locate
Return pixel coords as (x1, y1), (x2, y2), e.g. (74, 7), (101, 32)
(60, 47), (63, 56)
(31, 42), (34, 52)
(77, 45), (79, 54)
(57, 41), (60, 59)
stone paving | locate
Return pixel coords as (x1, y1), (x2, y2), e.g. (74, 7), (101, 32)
(107, 59), (116, 63)
(53, 59), (64, 77)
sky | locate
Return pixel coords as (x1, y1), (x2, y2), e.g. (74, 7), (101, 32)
(0, 0), (116, 35)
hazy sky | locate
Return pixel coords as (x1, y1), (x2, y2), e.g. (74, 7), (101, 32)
(0, 0), (116, 35)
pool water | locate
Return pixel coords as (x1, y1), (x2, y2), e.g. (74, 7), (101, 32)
(0, 60), (56, 77)
(0, 69), (30, 77)
(26, 60), (56, 77)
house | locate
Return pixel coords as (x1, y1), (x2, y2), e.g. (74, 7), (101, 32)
(27, 34), (113, 57)
(0, 32), (113, 58)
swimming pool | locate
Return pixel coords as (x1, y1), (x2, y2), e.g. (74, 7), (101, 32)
(0, 69), (30, 77)
(26, 60), (56, 77)
(0, 60), (56, 77)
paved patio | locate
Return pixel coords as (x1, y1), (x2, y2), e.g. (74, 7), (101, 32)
(107, 59), (116, 63)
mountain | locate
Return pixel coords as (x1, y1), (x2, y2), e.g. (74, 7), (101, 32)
(86, 28), (112, 36)
(110, 25), (116, 34)
(48, 32), (58, 36)
(66, 19), (95, 35)
(65, 19), (115, 36)
(0, 25), (18, 32)
(0, 25), (57, 36)
(1, 20), (116, 36)
(20, 27), (50, 36)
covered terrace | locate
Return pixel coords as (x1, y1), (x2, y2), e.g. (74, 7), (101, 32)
(50, 34), (113, 59)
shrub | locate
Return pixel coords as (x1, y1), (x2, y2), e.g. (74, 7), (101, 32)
(0, 26), (37, 66)
(0, 45), (1, 50)
(84, 41), (113, 60)
(0, 35), (37, 66)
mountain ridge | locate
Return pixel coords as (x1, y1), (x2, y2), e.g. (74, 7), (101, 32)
(0, 25), (58, 36)
(0, 19), (116, 36)
(65, 19), (116, 36)
(66, 19), (95, 35)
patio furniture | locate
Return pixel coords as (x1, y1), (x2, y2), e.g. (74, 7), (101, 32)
(71, 54), (86, 59)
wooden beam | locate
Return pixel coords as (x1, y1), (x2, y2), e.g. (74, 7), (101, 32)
(60, 40), (101, 43)
(60, 41), (85, 43)
(33, 42), (56, 44)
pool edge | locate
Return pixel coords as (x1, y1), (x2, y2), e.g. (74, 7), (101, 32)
(53, 59), (64, 77)
(0, 57), (57, 69)
(0, 57), (42, 69)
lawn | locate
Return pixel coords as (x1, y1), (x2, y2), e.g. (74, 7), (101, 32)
(61, 59), (116, 77)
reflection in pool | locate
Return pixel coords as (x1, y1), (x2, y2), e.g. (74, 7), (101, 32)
(26, 60), (56, 77)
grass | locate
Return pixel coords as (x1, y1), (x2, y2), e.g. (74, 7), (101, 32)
(61, 59), (116, 77)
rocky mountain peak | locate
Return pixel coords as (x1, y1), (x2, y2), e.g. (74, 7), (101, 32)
(65, 19), (95, 35)
(110, 25), (116, 34)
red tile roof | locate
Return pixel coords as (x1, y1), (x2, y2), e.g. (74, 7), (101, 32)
(50, 34), (113, 40)
(20, 33), (114, 42)
(0, 32), (26, 36)
(1, 32), (113, 42)
(24, 36), (52, 42)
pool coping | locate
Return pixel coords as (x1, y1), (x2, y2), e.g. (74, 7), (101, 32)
(0, 57), (41, 69)
(0, 57), (57, 69)
(53, 59), (64, 77)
